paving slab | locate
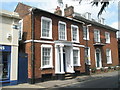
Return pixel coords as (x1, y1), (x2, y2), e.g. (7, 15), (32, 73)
(2, 71), (119, 89)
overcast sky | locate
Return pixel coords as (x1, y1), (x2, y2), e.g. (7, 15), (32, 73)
(0, 0), (119, 30)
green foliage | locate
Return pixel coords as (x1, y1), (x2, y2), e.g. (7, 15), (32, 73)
(108, 66), (112, 70)
(91, 68), (97, 73)
(100, 68), (104, 72)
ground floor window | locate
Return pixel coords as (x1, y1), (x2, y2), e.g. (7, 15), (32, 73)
(106, 49), (112, 64)
(73, 47), (80, 66)
(85, 47), (91, 65)
(0, 52), (11, 80)
(41, 44), (53, 69)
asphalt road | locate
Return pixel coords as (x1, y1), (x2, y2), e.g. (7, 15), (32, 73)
(63, 72), (119, 88)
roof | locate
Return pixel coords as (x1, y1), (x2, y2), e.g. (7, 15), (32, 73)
(0, 9), (21, 19)
(14, 3), (118, 32)
(14, 2), (32, 12)
(73, 12), (118, 32)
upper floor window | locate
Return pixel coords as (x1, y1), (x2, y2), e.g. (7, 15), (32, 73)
(106, 49), (112, 64)
(105, 32), (110, 43)
(18, 19), (23, 40)
(58, 21), (67, 40)
(94, 29), (100, 43)
(41, 44), (53, 69)
(73, 47), (80, 66)
(41, 16), (52, 39)
(83, 26), (89, 40)
(71, 25), (79, 43)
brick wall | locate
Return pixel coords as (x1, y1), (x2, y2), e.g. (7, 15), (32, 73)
(16, 3), (119, 80)
(87, 25), (119, 68)
(33, 11), (86, 78)
(15, 3), (32, 18)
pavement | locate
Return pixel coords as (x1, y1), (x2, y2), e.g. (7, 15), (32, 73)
(2, 71), (119, 89)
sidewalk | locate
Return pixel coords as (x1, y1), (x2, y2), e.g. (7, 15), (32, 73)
(2, 71), (118, 89)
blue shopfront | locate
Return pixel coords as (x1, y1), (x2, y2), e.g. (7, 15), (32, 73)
(0, 45), (11, 86)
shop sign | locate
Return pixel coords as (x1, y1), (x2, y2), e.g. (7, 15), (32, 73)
(0, 45), (11, 52)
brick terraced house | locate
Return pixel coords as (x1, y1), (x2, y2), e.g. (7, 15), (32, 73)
(15, 3), (119, 84)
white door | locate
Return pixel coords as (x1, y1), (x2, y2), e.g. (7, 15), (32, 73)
(65, 47), (74, 73)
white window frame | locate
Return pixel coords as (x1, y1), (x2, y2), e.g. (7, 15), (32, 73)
(83, 26), (89, 40)
(41, 16), (52, 39)
(73, 47), (81, 66)
(105, 32), (110, 43)
(106, 49), (112, 64)
(18, 19), (23, 40)
(41, 44), (53, 69)
(85, 47), (91, 65)
(71, 25), (79, 43)
(94, 29), (100, 43)
(58, 21), (67, 40)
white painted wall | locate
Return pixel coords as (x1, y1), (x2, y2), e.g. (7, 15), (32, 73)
(10, 46), (18, 80)
(0, 9), (20, 82)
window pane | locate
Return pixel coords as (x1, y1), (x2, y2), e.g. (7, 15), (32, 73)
(42, 48), (51, 66)
(59, 23), (65, 40)
(83, 26), (87, 39)
(73, 50), (78, 65)
(106, 49), (112, 63)
(94, 30), (100, 42)
(42, 20), (50, 37)
(105, 32), (110, 43)
(72, 27), (77, 41)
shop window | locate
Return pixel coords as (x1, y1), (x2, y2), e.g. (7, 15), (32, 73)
(2, 52), (10, 80)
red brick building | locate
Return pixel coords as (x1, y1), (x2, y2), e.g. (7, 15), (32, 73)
(15, 3), (119, 84)
(118, 38), (120, 63)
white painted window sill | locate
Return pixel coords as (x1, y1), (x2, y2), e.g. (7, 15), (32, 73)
(41, 66), (53, 70)
(72, 41), (80, 44)
(83, 38), (90, 41)
(74, 64), (81, 67)
(105, 42), (110, 44)
(40, 37), (53, 40)
(107, 62), (112, 64)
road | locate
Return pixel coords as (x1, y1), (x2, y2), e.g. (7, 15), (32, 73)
(63, 71), (120, 88)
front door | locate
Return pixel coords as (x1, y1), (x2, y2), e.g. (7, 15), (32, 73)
(96, 49), (102, 68)
(55, 44), (74, 74)
(63, 49), (66, 72)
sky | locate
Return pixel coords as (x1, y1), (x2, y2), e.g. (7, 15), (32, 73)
(0, 0), (119, 31)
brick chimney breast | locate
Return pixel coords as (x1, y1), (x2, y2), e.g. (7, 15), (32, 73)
(54, 6), (62, 16)
(64, 6), (74, 17)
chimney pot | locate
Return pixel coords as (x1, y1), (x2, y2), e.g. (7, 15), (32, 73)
(56, 6), (60, 10)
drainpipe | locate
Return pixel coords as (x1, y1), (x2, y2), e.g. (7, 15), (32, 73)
(30, 8), (35, 84)
(85, 24), (91, 75)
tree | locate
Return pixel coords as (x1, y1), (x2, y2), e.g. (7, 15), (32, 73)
(90, 0), (109, 17)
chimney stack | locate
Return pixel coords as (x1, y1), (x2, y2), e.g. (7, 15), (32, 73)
(54, 6), (62, 16)
(85, 12), (91, 20)
(64, 5), (74, 17)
